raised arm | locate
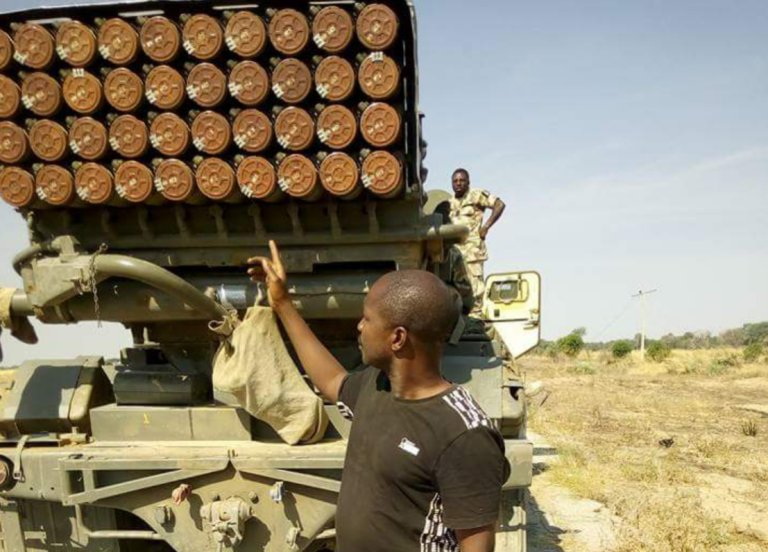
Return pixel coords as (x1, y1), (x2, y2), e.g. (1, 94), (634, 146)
(247, 241), (348, 402)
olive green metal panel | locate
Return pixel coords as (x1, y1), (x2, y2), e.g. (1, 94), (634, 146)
(90, 405), (252, 442)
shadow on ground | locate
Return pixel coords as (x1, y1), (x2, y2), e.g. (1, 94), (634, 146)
(526, 492), (568, 552)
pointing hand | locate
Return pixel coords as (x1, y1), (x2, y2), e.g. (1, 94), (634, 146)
(247, 240), (289, 308)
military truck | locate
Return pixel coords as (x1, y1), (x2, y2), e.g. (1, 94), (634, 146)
(0, 0), (541, 550)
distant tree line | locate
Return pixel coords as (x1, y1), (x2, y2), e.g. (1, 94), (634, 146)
(538, 321), (768, 360)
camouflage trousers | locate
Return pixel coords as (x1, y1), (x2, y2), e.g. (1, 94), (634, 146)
(450, 248), (485, 317)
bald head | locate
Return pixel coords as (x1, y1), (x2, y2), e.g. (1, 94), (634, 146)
(370, 270), (459, 343)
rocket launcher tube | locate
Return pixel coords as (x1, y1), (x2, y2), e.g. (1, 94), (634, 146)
(319, 152), (361, 200)
(181, 14), (224, 61)
(228, 60), (270, 107)
(139, 16), (181, 63)
(356, 3), (400, 51)
(104, 68), (144, 113)
(29, 119), (69, 162)
(186, 62), (228, 108)
(271, 58), (312, 105)
(0, 31), (14, 71)
(56, 21), (98, 68)
(149, 113), (191, 157)
(224, 11), (267, 59)
(316, 104), (358, 150)
(0, 76), (21, 119)
(97, 18), (140, 66)
(62, 69), (104, 115)
(314, 56), (356, 102)
(13, 23), (55, 70)
(312, 6), (354, 54)
(21, 72), (62, 117)
(268, 8), (310, 56)
(236, 155), (283, 202)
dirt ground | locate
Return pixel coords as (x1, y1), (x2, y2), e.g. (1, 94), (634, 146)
(519, 349), (768, 552)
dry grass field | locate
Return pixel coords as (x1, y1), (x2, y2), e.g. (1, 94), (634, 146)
(519, 348), (768, 552)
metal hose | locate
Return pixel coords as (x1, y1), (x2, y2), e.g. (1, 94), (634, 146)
(93, 255), (229, 320)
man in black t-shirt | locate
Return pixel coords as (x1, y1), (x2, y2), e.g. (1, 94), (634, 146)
(248, 241), (509, 552)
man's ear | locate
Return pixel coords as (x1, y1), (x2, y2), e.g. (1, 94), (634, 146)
(391, 326), (408, 352)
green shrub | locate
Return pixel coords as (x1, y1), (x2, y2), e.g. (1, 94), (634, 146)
(646, 341), (671, 363)
(542, 342), (560, 359)
(569, 362), (596, 375)
(611, 340), (634, 359)
(743, 343), (764, 363)
(708, 354), (741, 375)
(558, 333), (585, 358)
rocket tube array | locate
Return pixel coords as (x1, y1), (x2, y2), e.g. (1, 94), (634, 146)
(0, 4), (406, 209)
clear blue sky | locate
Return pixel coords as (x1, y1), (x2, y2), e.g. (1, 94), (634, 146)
(1, 0), (767, 364)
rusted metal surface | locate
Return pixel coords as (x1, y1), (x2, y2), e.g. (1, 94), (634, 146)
(29, 119), (68, 162)
(315, 56), (355, 101)
(316, 104), (357, 150)
(312, 6), (354, 54)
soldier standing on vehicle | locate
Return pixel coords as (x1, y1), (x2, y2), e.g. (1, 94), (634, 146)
(248, 241), (509, 552)
(449, 168), (506, 317)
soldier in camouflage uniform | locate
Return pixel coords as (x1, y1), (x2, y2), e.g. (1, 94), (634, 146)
(449, 168), (506, 317)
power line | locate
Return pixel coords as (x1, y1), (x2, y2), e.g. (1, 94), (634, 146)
(593, 298), (634, 341)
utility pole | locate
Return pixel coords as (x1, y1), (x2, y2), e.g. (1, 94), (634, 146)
(632, 289), (657, 361)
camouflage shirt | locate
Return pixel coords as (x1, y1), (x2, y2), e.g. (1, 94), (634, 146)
(449, 188), (498, 262)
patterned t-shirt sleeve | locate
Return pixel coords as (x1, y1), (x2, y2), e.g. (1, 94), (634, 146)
(476, 189), (498, 210)
(336, 366), (375, 421)
(435, 427), (508, 529)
